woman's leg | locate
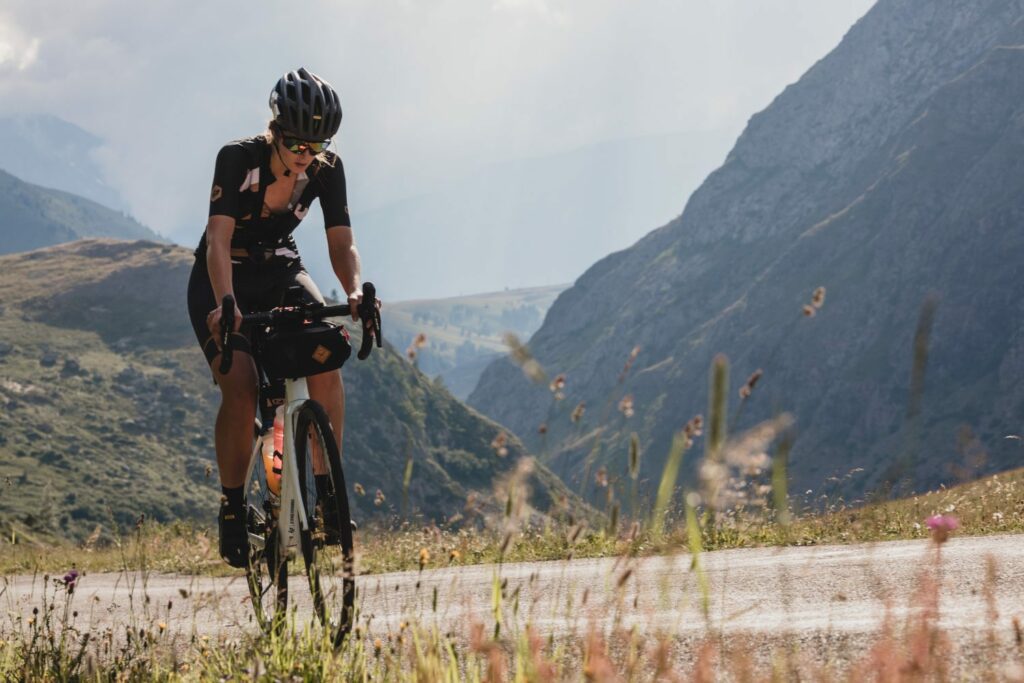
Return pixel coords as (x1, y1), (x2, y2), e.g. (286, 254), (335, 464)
(307, 370), (345, 457)
(211, 351), (259, 487)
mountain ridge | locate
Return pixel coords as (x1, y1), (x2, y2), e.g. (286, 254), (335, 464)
(469, 0), (1024, 499)
(0, 169), (162, 255)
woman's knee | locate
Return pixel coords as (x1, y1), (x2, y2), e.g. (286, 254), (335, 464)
(212, 353), (258, 403)
(308, 369), (342, 395)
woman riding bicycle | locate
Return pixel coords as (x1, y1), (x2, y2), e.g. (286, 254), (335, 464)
(186, 67), (363, 567)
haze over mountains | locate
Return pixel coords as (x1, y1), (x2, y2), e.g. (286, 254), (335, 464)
(0, 114), (128, 212)
(470, 0), (1024, 500)
(310, 130), (734, 300)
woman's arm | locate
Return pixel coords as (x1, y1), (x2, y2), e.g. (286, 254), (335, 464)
(205, 215), (242, 337)
(326, 225), (363, 319)
(206, 215), (237, 302)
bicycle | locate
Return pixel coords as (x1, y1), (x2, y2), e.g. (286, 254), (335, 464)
(217, 281), (381, 646)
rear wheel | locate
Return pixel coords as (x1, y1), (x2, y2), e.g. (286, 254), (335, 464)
(294, 399), (356, 646)
(244, 439), (287, 633)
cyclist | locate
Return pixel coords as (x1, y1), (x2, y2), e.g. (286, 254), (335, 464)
(186, 67), (363, 568)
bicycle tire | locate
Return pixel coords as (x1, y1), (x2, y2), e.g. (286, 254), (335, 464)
(293, 399), (356, 646)
(244, 439), (288, 633)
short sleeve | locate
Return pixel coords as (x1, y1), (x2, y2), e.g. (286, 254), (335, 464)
(208, 144), (248, 220)
(317, 156), (351, 229)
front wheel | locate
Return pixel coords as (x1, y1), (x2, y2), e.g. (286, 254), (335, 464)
(244, 438), (287, 633)
(293, 399), (356, 647)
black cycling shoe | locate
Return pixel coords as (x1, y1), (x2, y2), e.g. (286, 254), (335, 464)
(218, 497), (249, 568)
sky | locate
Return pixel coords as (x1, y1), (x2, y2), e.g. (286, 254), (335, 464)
(0, 0), (875, 288)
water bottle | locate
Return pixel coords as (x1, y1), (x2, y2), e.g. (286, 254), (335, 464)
(261, 406), (285, 497)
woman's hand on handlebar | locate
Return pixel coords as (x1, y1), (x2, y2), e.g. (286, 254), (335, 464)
(207, 301), (243, 347)
(346, 289), (363, 323)
(347, 289), (381, 325)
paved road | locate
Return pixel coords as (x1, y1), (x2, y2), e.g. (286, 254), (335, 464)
(4, 534), (1024, 670)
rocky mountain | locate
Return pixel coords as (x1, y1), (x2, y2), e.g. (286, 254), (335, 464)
(0, 240), (578, 542)
(0, 114), (128, 212)
(0, 169), (161, 255)
(470, 0), (1024, 500)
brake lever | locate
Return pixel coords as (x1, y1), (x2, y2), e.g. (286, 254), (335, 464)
(357, 282), (381, 360)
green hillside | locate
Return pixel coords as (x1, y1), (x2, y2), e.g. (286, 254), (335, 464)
(0, 169), (161, 255)
(0, 240), (580, 543)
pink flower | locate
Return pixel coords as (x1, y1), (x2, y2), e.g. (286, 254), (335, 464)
(925, 514), (959, 544)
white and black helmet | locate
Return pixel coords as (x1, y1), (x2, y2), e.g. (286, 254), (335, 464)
(269, 67), (342, 141)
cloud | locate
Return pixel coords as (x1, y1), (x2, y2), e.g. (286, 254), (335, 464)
(492, 0), (567, 23)
(0, 17), (40, 71)
(0, 0), (874, 248)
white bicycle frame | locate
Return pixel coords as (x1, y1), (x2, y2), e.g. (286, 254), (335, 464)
(244, 374), (313, 556)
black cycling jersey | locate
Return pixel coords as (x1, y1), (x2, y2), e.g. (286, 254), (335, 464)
(194, 136), (350, 267)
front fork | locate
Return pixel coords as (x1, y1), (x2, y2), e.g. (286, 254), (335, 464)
(278, 377), (311, 552)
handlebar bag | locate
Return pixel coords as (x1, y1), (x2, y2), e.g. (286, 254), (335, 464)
(260, 322), (352, 380)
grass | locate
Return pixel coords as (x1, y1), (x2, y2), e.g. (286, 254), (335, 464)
(3, 249), (1022, 678)
(4, 464), (1024, 579)
(1, 503), (1019, 680)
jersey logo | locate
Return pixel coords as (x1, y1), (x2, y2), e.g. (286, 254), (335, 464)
(239, 168), (260, 193)
(312, 345), (332, 364)
(210, 185), (222, 202)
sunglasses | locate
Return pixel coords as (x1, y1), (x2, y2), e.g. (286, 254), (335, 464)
(281, 136), (330, 155)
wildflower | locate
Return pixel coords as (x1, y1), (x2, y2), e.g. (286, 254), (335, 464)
(993, 512), (1005, 522)
(503, 333), (546, 383)
(739, 368), (764, 400)
(618, 394), (635, 418)
(374, 489), (386, 506)
(549, 373), (566, 399)
(449, 549), (461, 563)
(418, 547), (430, 569)
(571, 401), (586, 423)
(353, 482), (365, 496)
(405, 333), (427, 361)
(499, 531), (514, 556)
(628, 433), (640, 480)
(158, 622), (166, 632)
(373, 638), (383, 655)
(925, 514), (959, 544)
(204, 463), (212, 479)
(537, 423), (548, 435)
(802, 304), (816, 317)
(811, 286), (826, 309)
(491, 432), (509, 457)
(63, 569), (79, 593)
(618, 345), (641, 381)
(595, 466), (608, 488)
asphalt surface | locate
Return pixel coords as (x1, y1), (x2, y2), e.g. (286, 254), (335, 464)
(5, 533), (1024, 671)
